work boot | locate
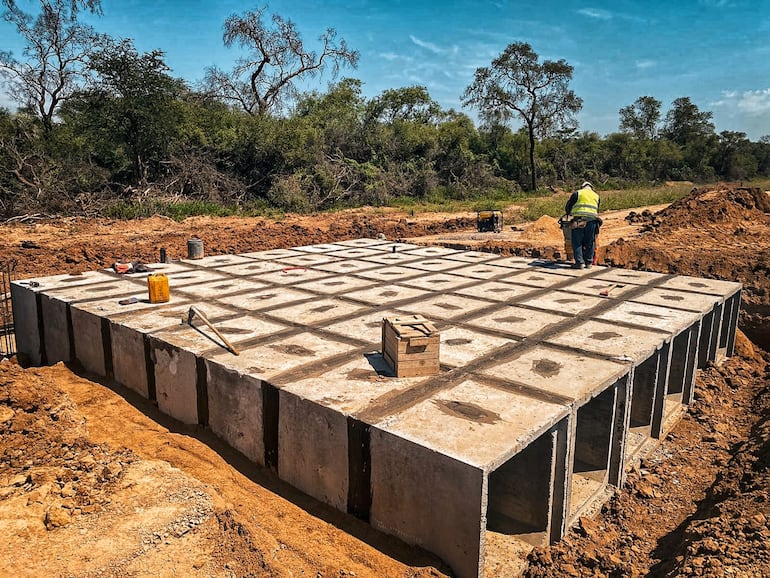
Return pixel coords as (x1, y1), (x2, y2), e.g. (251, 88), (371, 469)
(585, 263), (592, 269)
(571, 262), (584, 269)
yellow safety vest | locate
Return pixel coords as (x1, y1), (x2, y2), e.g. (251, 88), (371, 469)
(571, 187), (599, 218)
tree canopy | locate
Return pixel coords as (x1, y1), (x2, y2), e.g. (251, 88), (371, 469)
(462, 42), (582, 191)
(203, 5), (359, 116)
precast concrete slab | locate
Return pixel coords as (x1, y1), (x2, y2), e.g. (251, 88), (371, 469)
(12, 239), (742, 578)
(453, 281), (540, 303)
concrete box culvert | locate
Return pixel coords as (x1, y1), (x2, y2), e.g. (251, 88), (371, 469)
(11, 238), (741, 578)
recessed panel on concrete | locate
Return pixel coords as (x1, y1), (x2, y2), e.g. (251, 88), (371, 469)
(450, 264), (526, 280)
(465, 305), (567, 339)
(324, 309), (403, 345)
(479, 345), (630, 405)
(311, 259), (382, 274)
(453, 281), (539, 303)
(519, 290), (607, 316)
(217, 287), (316, 311)
(293, 275), (378, 295)
(443, 251), (500, 264)
(341, 285), (430, 307)
(395, 294), (491, 321)
(397, 272), (472, 292)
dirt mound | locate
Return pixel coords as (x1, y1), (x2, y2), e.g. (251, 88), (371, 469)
(644, 185), (770, 233)
(520, 215), (564, 243)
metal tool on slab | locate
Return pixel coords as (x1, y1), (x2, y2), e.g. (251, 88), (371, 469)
(184, 306), (240, 355)
(599, 283), (624, 297)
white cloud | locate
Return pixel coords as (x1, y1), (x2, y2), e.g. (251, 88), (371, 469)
(577, 8), (613, 20)
(737, 89), (770, 115)
(409, 35), (443, 54)
(635, 60), (655, 70)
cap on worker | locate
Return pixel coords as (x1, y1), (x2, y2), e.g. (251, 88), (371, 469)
(581, 181), (593, 189)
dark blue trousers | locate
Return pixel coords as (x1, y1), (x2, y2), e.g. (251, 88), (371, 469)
(571, 219), (598, 265)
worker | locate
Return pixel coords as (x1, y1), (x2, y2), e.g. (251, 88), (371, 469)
(565, 181), (600, 269)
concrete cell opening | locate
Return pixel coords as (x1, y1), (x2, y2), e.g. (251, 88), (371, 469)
(569, 384), (617, 519)
(486, 430), (553, 545)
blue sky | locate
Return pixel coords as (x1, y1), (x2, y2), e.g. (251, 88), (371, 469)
(2, 0), (770, 139)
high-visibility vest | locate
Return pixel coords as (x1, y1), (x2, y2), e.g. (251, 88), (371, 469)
(571, 187), (599, 218)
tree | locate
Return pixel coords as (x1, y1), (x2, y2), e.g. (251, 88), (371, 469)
(0, 0), (104, 133)
(619, 96), (661, 140)
(462, 41), (582, 191)
(661, 97), (715, 146)
(64, 39), (186, 184)
(365, 86), (442, 124)
(203, 5), (359, 116)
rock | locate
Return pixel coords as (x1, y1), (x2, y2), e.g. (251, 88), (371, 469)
(10, 474), (30, 487)
(578, 516), (600, 539)
(44, 506), (72, 529)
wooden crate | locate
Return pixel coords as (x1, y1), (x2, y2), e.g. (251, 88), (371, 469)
(382, 315), (440, 377)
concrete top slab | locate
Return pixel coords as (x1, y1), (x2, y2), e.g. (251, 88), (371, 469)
(489, 256), (536, 269)
(72, 292), (186, 317)
(217, 287), (316, 311)
(498, 270), (570, 289)
(294, 243), (349, 253)
(326, 247), (387, 259)
(268, 296), (367, 326)
(255, 267), (334, 285)
(545, 319), (668, 362)
(374, 378), (568, 470)
(175, 278), (268, 299)
(449, 264), (527, 280)
(180, 254), (256, 268)
(442, 251), (500, 263)
(13, 270), (110, 290)
(166, 269), (229, 287)
(215, 260), (287, 276)
(439, 326), (511, 368)
(629, 287), (721, 314)
(153, 314), (287, 355)
(292, 275), (378, 295)
(332, 238), (391, 248)
(395, 294), (491, 321)
(478, 344), (630, 405)
(401, 246), (461, 257)
(323, 309), (404, 344)
(397, 272), (473, 292)
(277, 254), (343, 267)
(453, 281), (540, 303)
(341, 285), (430, 307)
(519, 290), (607, 316)
(658, 275), (742, 297)
(207, 331), (359, 382)
(591, 268), (668, 285)
(240, 248), (305, 260)
(282, 353), (421, 415)
(113, 302), (234, 332)
(41, 278), (139, 302)
(557, 278), (639, 300)
(401, 258), (465, 272)
(526, 261), (598, 278)
(464, 305), (567, 338)
(311, 259), (382, 274)
(596, 301), (701, 335)
(353, 265), (425, 283)
(360, 252), (425, 265)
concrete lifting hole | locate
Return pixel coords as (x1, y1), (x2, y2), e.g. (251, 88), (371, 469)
(11, 239), (741, 578)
